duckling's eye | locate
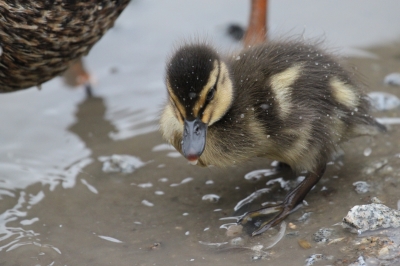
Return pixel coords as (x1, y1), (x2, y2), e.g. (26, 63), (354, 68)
(206, 86), (216, 101)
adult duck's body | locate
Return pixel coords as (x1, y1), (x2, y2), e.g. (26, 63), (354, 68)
(0, 0), (130, 92)
(160, 40), (385, 236)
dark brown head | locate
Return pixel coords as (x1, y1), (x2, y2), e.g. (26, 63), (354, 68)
(165, 44), (234, 163)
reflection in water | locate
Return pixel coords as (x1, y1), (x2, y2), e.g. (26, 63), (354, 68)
(0, 191), (38, 252)
(0, 91), (99, 254)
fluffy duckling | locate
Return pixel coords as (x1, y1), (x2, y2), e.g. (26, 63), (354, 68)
(0, 0), (129, 92)
(160, 40), (385, 236)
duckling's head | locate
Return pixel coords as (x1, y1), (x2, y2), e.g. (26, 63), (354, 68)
(166, 44), (234, 163)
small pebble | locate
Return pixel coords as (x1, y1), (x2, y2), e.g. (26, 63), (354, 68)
(327, 237), (345, 245)
(297, 212), (312, 222)
(288, 222), (297, 229)
(353, 181), (370, 194)
(298, 239), (312, 249)
(378, 246), (389, 257)
(313, 228), (334, 243)
(305, 254), (325, 266)
(251, 255), (262, 261)
(348, 256), (366, 266)
(141, 200), (154, 207)
(363, 147), (372, 157)
(371, 197), (382, 204)
(226, 224), (243, 237)
(149, 242), (161, 250)
(202, 194), (220, 203)
(230, 237), (244, 246)
(286, 231), (299, 236)
(384, 72), (400, 86)
(343, 203), (400, 233)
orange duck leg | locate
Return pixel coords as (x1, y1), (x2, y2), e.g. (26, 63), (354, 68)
(243, 0), (268, 47)
(62, 58), (93, 97)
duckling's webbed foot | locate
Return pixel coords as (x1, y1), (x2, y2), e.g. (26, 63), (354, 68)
(238, 164), (326, 236)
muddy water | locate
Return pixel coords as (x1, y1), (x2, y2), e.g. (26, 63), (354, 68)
(1, 1), (400, 265)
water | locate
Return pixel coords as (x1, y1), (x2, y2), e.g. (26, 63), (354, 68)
(1, 0), (400, 265)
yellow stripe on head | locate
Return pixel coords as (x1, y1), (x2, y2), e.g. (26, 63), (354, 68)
(167, 81), (186, 124)
(201, 62), (233, 125)
(193, 60), (220, 118)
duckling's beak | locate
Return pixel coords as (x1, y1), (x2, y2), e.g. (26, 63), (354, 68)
(182, 118), (207, 164)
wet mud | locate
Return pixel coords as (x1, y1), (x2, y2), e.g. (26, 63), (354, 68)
(1, 1), (400, 265)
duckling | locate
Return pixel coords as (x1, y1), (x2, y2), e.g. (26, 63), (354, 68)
(0, 0), (130, 92)
(160, 40), (385, 236)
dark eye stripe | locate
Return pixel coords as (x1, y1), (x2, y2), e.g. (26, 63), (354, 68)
(206, 86), (215, 101)
(199, 60), (221, 117)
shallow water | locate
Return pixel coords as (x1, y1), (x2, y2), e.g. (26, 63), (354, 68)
(1, 1), (400, 265)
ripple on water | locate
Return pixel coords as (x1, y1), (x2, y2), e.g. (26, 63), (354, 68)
(202, 194), (220, 203)
(167, 152), (181, 158)
(137, 182), (153, 188)
(266, 177), (291, 191)
(20, 217), (39, 226)
(80, 178), (99, 194)
(98, 235), (123, 243)
(234, 188), (271, 211)
(368, 92), (400, 111)
(141, 200), (154, 207)
(151, 144), (175, 152)
(98, 154), (147, 174)
(170, 177), (193, 187)
(0, 85), (96, 255)
(244, 169), (277, 182)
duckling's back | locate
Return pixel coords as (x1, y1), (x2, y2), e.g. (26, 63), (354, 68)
(224, 41), (383, 172)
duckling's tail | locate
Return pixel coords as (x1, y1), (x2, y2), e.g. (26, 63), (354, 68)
(350, 118), (387, 138)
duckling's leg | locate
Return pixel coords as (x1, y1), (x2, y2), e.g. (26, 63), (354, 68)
(238, 164), (326, 236)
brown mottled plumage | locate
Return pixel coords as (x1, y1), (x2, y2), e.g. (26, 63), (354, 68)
(0, 0), (130, 92)
(160, 40), (385, 236)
